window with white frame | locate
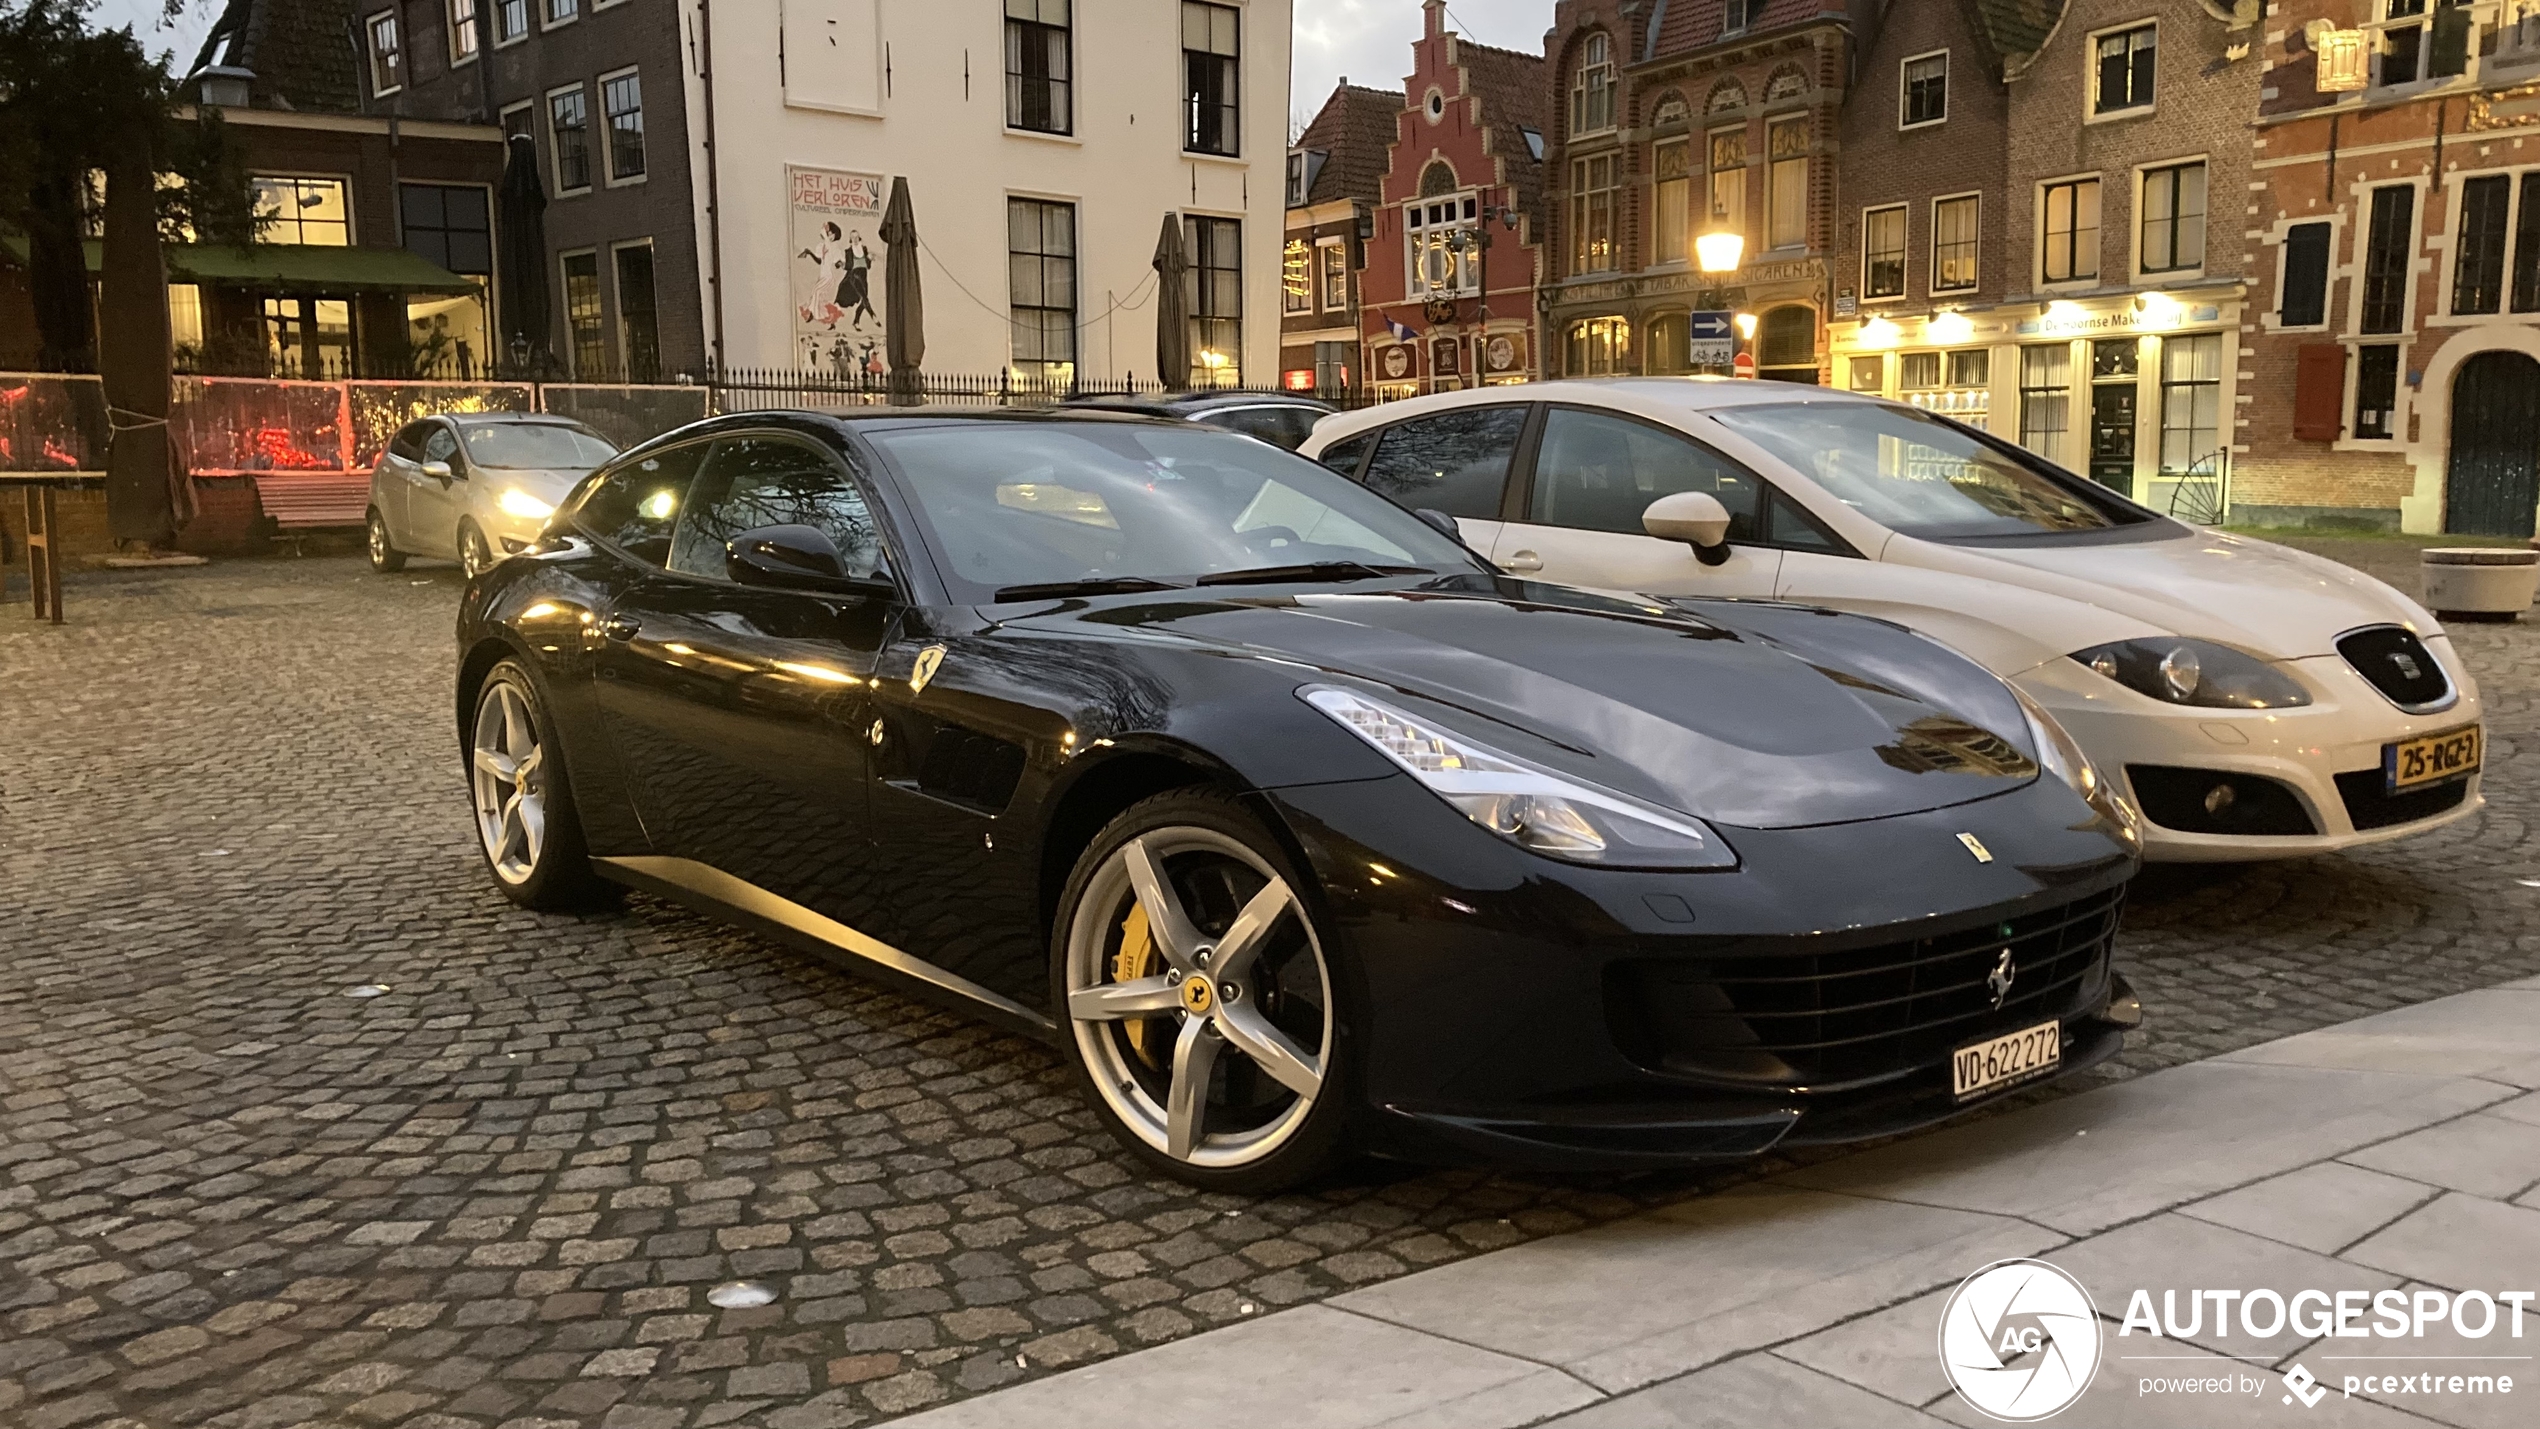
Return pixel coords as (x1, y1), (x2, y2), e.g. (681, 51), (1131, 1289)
(448, 0), (479, 60)
(496, 0), (527, 43)
(1567, 316), (1629, 376)
(2093, 23), (2155, 114)
(2019, 343), (2072, 466)
(1863, 205), (1906, 299)
(1569, 157), (1615, 275)
(1932, 194), (1978, 292)
(1316, 240), (1347, 310)
(1010, 198), (1079, 381)
(548, 86), (591, 194)
(2041, 176), (2100, 283)
(1572, 33), (1614, 136)
(2371, 0), (2474, 87)
(1183, 2), (1240, 157)
(1186, 215), (1242, 385)
(2139, 161), (2205, 273)
(2455, 173), (2510, 314)
(562, 250), (605, 378)
(366, 11), (401, 96)
(546, 0), (575, 23)
(1654, 138), (1690, 264)
(1413, 192), (1483, 295)
(2159, 334), (2221, 472)
(1006, 0), (1072, 135)
(602, 71), (644, 182)
(1901, 52), (1946, 127)
(1766, 117), (1808, 250)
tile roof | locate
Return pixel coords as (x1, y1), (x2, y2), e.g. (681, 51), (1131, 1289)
(1294, 84), (1406, 207)
(189, 0), (366, 115)
(1455, 39), (1551, 232)
(1969, 0), (2065, 59)
(1650, 0), (1852, 57)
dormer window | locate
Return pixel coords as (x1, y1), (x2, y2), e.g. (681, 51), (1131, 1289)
(1723, 0), (1760, 35)
(1571, 33), (1614, 136)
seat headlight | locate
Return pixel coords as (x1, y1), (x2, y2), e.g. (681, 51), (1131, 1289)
(2070, 638), (2309, 709)
(498, 488), (557, 521)
(2012, 685), (2140, 855)
(1302, 687), (1736, 869)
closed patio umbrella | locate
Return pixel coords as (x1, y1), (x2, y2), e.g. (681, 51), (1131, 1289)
(496, 134), (551, 377)
(1152, 213), (1190, 392)
(879, 176), (924, 405)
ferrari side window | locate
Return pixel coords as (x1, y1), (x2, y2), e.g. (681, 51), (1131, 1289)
(575, 440), (707, 566)
(669, 437), (888, 583)
(1528, 407), (1760, 541)
(1358, 405), (1527, 519)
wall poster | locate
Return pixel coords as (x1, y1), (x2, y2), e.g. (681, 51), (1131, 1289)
(788, 165), (889, 372)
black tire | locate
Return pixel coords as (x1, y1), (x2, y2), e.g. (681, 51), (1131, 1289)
(1052, 787), (1354, 1194)
(367, 507), (407, 573)
(466, 659), (618, 912)
(458, 521), (495, 578)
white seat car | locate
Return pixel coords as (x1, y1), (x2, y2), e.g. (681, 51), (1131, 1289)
(1302, 380), (2483, 862)
(369, 414), (617, 576)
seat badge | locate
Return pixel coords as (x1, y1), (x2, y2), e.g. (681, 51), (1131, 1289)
(1988, 949), (2017, 1009)
(909, 645), (946, 694)
(1956, 832), (1994, 864)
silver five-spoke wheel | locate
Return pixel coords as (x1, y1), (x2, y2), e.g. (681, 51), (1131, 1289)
(1065, 824), (1333, 1173)
(471, 678), (548, 886)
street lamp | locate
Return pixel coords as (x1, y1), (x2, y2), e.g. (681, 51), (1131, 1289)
(1693, 206), (1746, 375)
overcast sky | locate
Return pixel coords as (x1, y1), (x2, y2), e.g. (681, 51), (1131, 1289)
(92, 0), (1555, 129)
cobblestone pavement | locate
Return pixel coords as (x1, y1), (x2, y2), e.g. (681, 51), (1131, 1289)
(0, 546), (2532, 1429)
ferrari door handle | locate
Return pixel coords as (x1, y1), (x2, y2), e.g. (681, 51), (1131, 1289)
(1504, 550), (1543, 572)
(600, 614), (641, 642)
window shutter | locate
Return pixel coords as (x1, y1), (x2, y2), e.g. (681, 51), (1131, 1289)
(2293, 344), (2347, 442)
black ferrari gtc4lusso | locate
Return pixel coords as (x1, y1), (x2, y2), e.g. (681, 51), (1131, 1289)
(454, 409), (2143, 1191)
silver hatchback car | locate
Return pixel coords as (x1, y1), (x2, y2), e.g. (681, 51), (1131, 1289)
(368, 414), (617, 576)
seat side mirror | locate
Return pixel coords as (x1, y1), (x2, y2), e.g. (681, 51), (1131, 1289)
(727, 523), (892, 595)
(1414, 507), (1460, 540)
(421, 460), (453, 483)
(1644, 492), (1733, 568)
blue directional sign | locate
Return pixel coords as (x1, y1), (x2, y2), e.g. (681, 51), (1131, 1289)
(1689, 311), (1735, 340)
(1688, 310), (1736, 367)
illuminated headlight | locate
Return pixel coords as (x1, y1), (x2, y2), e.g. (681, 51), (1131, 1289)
(497, 488), (557, 521)
(1302, 687), (1736, 869)
(2071, 638), (2309, 708)
(2013, 685), (2140, 855)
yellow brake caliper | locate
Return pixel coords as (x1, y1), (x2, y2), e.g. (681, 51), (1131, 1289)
(1112, 902), (1160, 1066)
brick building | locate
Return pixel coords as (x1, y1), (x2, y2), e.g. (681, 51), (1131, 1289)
(1282, 83), (1404, 399)
(1829, 0), (2260, 515)
(1359, 1), (1549, 398)
(1542, 0), (1869, 384)
(2242, 0), (2540, 536)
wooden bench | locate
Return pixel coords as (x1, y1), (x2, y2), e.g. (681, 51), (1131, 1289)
(252, 472), (373, 549)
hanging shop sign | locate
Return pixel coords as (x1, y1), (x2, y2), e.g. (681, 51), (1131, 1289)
(1482, 331), (1527, 376)
(787, 165), (890, 372)
(1377, 343), (1417, 381)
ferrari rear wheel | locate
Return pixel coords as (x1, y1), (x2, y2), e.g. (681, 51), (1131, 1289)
(1056, 789), (1347, 1192)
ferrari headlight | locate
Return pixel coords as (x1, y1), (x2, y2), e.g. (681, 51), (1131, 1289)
(498, 488), (557, 521)
(2013, 685), (2140, 854)
(2070, 638), (2309, 709)
(1302, 687), (1736, 869)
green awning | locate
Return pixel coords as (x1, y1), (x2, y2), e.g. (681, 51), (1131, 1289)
(3, 233), (483, 296)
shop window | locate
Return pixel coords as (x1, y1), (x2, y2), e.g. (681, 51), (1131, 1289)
(1186, 214), (1241, 385)
(2353, 344), (2400, 439)
(2019, 343), (2072, 467)
(263, 297), (352, 379)
(1011, 198), (1079, 383)
(1902, 52), (1946, 128)
(1766, 118), (1808, 251)
(2280, 221), (2331, 326)
(1757, 305), (1816, 383)
(1006, 0), (1072, 135)
(1313, 338), (1351, 396)
(1654, 139), (1690, 264)
(1933, 195), (1978, 293)
(2360, 185), (2414, 333)
(1898, 352), (1942, 389)
(2455, 174), (2510, 315)
(1901, 349), (1992, 425)
(2159, 334), (2221, 472)
(2041, 177), (2099, 283)
(1567, 316), (1630, 376)
(1183, 2), (1240, 157)
(252, 176), (350, 245)
(1863, 205), (1906, 299)
(1570, 156), (1616, 275)
(2139, 161), (2205, 273)
(1849, 354), (1883, 392)
(2094, 24), (2155, 115)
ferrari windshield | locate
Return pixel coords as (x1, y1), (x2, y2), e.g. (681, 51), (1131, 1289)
(1707, 401), (2150, 540)
(866, 421), (1483, 602)
(462, 422), (618, 470)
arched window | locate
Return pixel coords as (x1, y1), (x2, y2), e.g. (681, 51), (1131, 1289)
(1571, 33), (1614, 136)
(1567, 316), (1630, 376)
(1759, 305), (1819, 384)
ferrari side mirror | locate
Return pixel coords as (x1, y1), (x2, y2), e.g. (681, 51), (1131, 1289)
(1414, 507), (1460, 540)
(728, 524), (892, 595)
(1644, 492), (1733, 568)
